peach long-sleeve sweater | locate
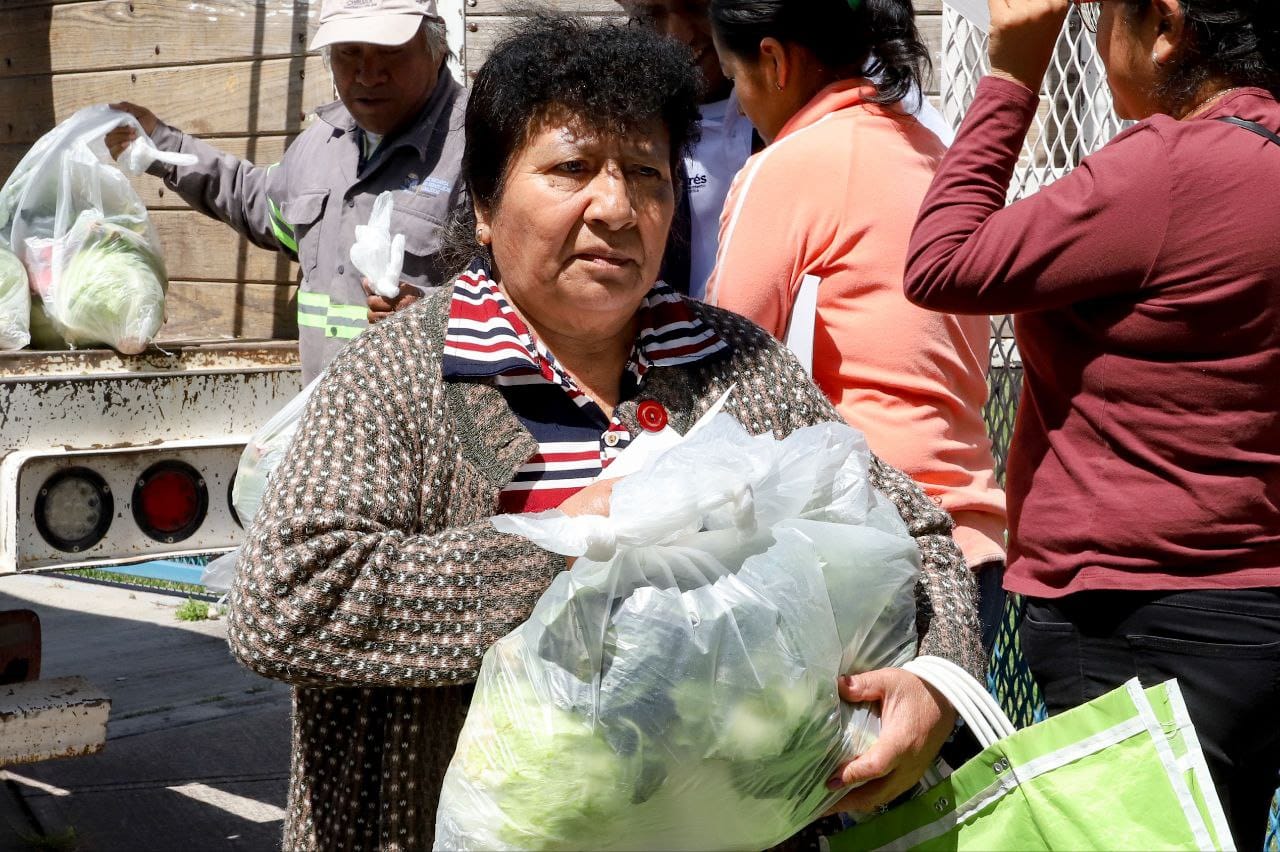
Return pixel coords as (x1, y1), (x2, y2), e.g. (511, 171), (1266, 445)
(707, 80), (1006, 568)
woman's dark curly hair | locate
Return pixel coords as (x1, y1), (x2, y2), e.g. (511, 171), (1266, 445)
(1117, 0), (1280, 106)
(709, 0), (929, 106)
(438, 12), (702, 274)
(465, 13), (702, 214)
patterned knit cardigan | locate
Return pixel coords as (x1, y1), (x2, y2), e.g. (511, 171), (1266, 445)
(228, 287), (983, 852)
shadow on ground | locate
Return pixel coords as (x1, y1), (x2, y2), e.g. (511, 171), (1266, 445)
(0, 574), (291, 852)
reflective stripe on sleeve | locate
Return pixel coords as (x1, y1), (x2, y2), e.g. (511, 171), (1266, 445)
(296, 290), (367, 340)
(267, 197), (298, 254)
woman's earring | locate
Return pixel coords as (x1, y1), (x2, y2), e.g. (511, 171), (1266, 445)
(476, 224), (490, 245)
(775, 81), (784, 91)
(1151, 51), (1163, 67)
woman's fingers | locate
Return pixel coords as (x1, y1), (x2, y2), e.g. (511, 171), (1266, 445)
(825, 669), (958, 814)
(558, 477), (618, 518)
(988, 0), (1073, 91)
(838, 672), (886, 703)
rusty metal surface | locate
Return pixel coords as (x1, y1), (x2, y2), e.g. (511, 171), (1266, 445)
(0, 340), (299, 380)
(0, 340), (302, 573)
(0, 364), (303, 457)
(0, 740), (105, 765)
(0, 675), (110, 767)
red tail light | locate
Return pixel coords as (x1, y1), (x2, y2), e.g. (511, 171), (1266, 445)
(132, 461), (209, 543)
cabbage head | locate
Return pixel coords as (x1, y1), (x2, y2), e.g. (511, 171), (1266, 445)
(0, 243), (30, 350)
(50, 219), (166, 354)
(446, 678), (643, 850)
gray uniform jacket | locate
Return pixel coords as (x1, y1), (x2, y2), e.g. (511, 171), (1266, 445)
(146, 69), (467, 382)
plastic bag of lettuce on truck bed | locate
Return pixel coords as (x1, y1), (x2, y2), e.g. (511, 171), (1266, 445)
(433, 415), (921, 852)
(0, 104), (194, 354)
(0, 240), (30, 350)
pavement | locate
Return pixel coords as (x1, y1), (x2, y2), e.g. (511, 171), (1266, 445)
(0, 574), (292, 852)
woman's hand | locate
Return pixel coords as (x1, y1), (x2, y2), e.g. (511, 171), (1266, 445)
(987, 0), (1073, 92)
(558, 477), (617, 518)
(104, 102), (160, 159)
(556, 478), (618, 569)
(824, 669), (957, 815)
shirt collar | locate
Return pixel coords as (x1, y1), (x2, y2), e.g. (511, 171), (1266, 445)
(442, 260), (729, 380)
(775, 78), (881, 142)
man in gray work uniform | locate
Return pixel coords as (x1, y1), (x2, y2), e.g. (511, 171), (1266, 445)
(108, 0), (464, 383)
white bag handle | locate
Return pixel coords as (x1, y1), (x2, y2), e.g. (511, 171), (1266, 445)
(904, 656), (1017, 749)
(784, 273), (822, 376)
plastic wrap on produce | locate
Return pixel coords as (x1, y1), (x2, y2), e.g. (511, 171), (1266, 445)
(0, 240), (30, 350)
(0, 105), (195, 353)
(435, 415), (921, 851)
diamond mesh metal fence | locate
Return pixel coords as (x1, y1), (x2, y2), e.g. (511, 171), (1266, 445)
(942, 6), (1280, 842)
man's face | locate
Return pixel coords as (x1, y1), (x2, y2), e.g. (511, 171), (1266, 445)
(626, 0), (730, 103)
(329, 26), (439, 135)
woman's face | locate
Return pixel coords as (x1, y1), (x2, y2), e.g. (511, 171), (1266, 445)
(478, 117), (675, 337)
(1096, 2), (1164, 120)
(713, 36), (799, 143)
(711, 34), (818, 144)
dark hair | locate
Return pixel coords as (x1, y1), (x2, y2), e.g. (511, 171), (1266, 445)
(708, 0), (929, 105)
(463, 13), (702, 215)
(1122, 0), (1280, 104)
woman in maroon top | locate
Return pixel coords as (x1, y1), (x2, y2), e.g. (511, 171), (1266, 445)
(904, 0), (1280, 846)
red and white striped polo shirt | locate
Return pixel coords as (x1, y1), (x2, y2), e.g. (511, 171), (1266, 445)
(442, 262), (729, 513)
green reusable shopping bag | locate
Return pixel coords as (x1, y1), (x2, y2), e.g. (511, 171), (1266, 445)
(828, 678), (1234, 851)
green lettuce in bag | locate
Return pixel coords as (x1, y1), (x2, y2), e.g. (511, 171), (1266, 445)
(46, 215), (166, 354)
(0, 105), (191, 354)
(435, 417), (921, 851)
(0, 242), (30, 350)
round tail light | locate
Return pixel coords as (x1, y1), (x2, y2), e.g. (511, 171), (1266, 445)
(35, 467), (113, 553)
(133, 461), (208, 543)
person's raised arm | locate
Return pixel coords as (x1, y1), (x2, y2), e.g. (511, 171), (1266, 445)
(904, 0), (1170, 315)
(107, 101), (298, 258)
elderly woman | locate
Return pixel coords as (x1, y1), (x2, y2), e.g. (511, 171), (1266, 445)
(905, 0), (1280, 847)
(229, 14), (981, 850)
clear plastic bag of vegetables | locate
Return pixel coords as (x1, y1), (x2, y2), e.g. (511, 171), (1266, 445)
(0, 239), (30, 350)
(231, 378), (318, 527)
(434, 415), (922, 852)
(0, 104), (194, 353)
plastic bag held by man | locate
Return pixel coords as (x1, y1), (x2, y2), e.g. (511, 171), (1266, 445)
(434, 416), (922, 852)
(0, 104), (195, 353)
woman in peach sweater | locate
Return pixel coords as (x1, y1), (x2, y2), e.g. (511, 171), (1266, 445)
(706, 0), (1007, 647)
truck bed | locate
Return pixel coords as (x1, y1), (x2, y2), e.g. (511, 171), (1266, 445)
(1, 340), (303, 573)
(0, 339), (299, 380)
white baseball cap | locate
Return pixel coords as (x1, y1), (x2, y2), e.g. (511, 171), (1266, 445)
(310, 0), (439, 51)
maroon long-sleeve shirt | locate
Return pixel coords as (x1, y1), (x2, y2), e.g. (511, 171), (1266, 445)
(906, 76), (1280, 597)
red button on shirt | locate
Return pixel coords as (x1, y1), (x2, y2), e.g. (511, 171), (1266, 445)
(637, 400), (669, 432)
